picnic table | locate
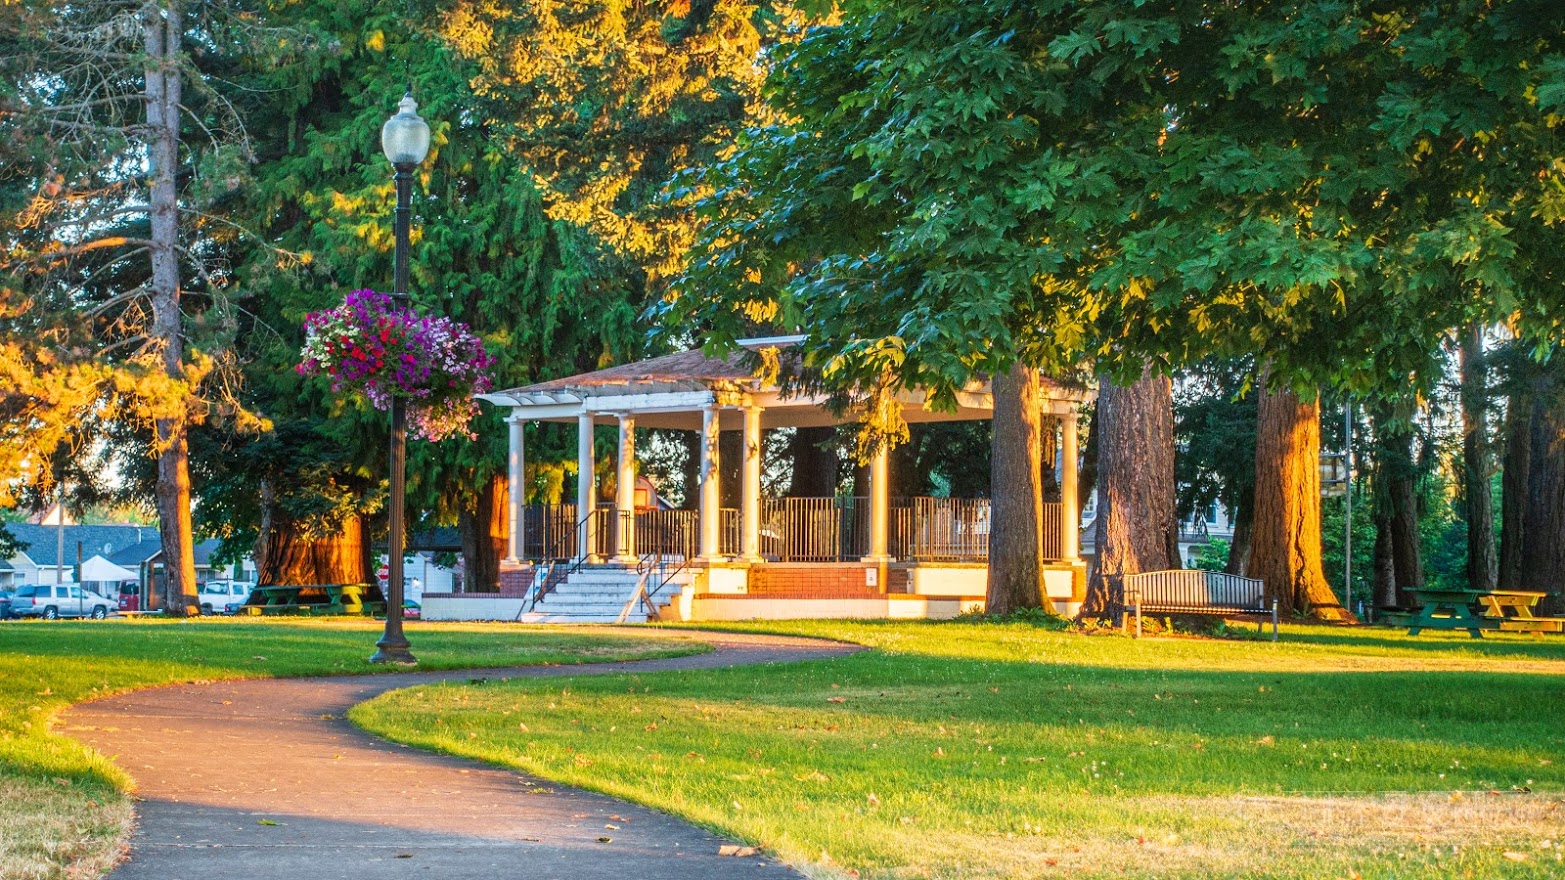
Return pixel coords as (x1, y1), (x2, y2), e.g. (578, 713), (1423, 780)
(1405, 587), (1564, 637)
(239, 583), (387, 617)
(1475, 589), (1564, 633)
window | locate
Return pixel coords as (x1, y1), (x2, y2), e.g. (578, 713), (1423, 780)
(69, 587), (83, 599)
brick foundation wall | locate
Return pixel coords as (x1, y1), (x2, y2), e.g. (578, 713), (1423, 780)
(743, 564), (908, 598)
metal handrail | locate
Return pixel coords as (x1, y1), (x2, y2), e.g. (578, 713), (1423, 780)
(623, 522), (691, 621)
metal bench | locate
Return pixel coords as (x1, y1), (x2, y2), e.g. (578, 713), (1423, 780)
(1122, 570), (1277, 640)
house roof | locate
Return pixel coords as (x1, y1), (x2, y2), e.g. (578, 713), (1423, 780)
(4, 524), (157, 567)
(408, 527), (462, 552)
(109, 538), (164, 567)
(127, 538), (225, 568)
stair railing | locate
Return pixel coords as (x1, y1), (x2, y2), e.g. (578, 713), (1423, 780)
(516, 560), (554, 618)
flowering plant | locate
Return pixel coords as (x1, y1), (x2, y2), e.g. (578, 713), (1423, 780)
(296, 289), (495, 442)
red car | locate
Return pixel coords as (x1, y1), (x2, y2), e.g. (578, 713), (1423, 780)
(117, 581), (141, 612)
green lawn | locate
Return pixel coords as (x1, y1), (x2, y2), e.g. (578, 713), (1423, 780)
(0, 616), (704, 880)
(353, 621), (1565, 880)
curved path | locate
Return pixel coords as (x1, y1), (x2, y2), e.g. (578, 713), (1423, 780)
(61, 629), (860, 880)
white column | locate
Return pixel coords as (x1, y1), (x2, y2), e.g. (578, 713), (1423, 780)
(577, 414), (598, 563)
(741, 406), (763, 561)
(1059, 409), (1081, 563)
(505, 415), (525, 563)
(698, 406), (723, 561)
(614, 414), (637, 563)
(862, 444), (891, 563)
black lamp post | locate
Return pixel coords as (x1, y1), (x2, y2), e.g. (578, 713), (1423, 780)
(370, 91), (430, 665)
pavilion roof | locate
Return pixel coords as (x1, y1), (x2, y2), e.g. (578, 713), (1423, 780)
(501, 348), (757, 398)
(480, 342), (1089, 429)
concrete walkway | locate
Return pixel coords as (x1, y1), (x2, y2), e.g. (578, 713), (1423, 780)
(61, 629), (860, 880)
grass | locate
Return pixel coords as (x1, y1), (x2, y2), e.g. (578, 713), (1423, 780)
(351, 620), (1565, 880)
(0, 616), (705, 880)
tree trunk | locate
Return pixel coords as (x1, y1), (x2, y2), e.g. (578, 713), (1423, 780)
(1519, 363), (1565, 614)
(1459, 324), (1497, 590)
(1372, 501), (1399, 608)
(1498, 374), (1533, 591)
(459, 474), (507, 593)
(1081, 365), (1179, 616)
(680, 431), (700, 509)
(145, 2), (197, 615)
(1040, 422), (1060, 503)
(1369, 401), (1423, 607)
(1076, 401), (1099, 511)
(986, 363), (1044, 614)
(719, 429), (742, 509)
(786, 427), (838, 497)
(1224, 495), (1253, 576)
(257, 514), (372, 585)
(1250, 377), (1354, 621)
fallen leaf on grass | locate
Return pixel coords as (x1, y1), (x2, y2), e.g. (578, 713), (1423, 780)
(1255, 735), (1275, 747)
(1503, 852), (1530, 862)
(827, 696), (847, 703)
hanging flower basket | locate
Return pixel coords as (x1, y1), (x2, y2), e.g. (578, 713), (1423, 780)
(296, 289), (495, 442)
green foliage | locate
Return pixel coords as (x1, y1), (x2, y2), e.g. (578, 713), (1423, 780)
(1190, 538), (1232, 572)
(200, 1), (584, 548)
(1174, 359), (1257, 528)
(667, 0), (1565, 438)
(1321, 486), (1376, 609)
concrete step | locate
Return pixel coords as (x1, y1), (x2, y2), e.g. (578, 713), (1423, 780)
(535, 601), (632, 614)
(566, 569), (645, 580)
(545, 584), (637, 596)
(521, 612), (650, 624)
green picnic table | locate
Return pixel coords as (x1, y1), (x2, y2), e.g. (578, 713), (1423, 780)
(1405, 588), (1489, 638)
(240, 583), (387, 617)
(1405, 587), (1565, 638)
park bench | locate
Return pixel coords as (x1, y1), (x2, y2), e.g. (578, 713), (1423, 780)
(1121, 570), (1277, 640)
(239, 583), (388, 617)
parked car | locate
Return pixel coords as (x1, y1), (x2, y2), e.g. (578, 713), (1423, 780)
(117, 581), (141, 612)
(0, 589), (15, 620)
(198, 580), (254, 615)
(11, 584), (116, 620)
(402, 600), (421, 620)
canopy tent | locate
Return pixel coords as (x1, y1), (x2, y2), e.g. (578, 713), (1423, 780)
(79, 555), (138, 582)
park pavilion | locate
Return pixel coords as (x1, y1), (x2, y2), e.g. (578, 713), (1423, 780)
(422, 338), (1089, 623)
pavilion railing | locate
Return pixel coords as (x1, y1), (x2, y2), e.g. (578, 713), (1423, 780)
(890, 497), (988, 561)
(518, 498), (1068, 564)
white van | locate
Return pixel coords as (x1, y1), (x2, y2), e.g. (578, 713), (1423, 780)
(197, 581), (254, 615)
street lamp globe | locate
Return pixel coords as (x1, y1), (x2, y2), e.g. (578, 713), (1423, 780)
(381, 92), (431, 167)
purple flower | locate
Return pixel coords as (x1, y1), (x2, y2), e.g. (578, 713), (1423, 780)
(297, 288), (493, 442)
